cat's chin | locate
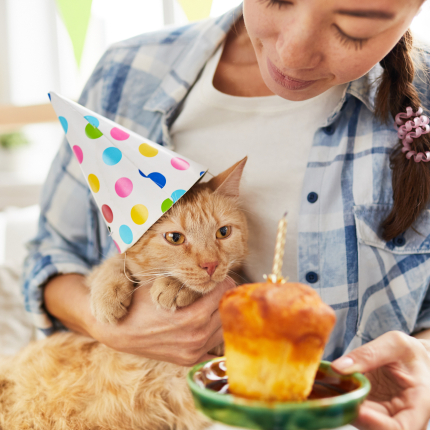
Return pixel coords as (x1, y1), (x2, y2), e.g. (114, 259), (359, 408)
(187, 278), (221, 294)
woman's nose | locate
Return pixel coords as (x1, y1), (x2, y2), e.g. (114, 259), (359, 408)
(276, 21), (323, 71)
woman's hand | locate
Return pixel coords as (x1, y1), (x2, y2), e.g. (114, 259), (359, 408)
(332, 331), (430, 430)
(45, 273), (235, 366)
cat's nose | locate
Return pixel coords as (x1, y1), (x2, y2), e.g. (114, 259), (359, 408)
(200, 261), (219, 276)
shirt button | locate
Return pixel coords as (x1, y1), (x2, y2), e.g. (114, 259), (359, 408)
(307, 192), (318, 203)
(306, 271), (319, 283)
(393, 235), (406, 247)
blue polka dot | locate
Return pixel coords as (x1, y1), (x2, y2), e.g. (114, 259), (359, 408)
(200, 171), (205, 176)
(171, 189), (186, 203)
(59, 116), (68, 134)
(138, 170), (166, 189)
(119, 225), (133, 245)
(48, 93), (51, 101)
(102, 147), (122, 166)
(84, 115), (99, 128)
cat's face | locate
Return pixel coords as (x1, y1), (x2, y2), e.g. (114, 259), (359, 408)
(127, 158), (248, 294)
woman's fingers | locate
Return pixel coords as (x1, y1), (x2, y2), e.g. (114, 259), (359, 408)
(355, 402), (429, 430)
(355, 403), (400, 430)
(332, 331), (420, 374)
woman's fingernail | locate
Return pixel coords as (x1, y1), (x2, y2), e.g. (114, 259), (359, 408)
(333, 356), (354, 370)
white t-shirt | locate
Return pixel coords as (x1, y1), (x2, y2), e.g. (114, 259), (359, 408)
(171, 45), (346, 283)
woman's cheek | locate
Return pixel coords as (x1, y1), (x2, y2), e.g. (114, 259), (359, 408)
(328, 48), (384, 85)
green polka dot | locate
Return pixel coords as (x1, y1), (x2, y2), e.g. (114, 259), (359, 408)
(85, 123), (103, 139)
(161, 198), (173, 213)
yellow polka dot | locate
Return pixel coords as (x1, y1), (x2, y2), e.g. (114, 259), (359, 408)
(88, 174), (100, 193)
(139, 143), (158, 157)
(131, 204), (149, 225)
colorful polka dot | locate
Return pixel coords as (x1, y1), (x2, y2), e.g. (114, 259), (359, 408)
(73, 145), (83, 164)
(113, 240), (121, 253)
(200, 171), (205, 176)
(115, 177), (133, 198)
(138, 170), (166, 189)
(48, 93), (51, 101)
(84, 115), (99, 128)
(131, 204), (149, 225)
(102, 204), (113, 223)
(171, 157), (190, 170)
(85, 123), (103, 139)
(161, 198), (173, 213)
(88, 174), (100, 193)
(171, 189), (186, 203)
(59, 116), (68, 134)
(110, 127), (130, 141)
(119, 225), (133, 244)
(139, 143), (158, 157)
(102, 147), (122, 166)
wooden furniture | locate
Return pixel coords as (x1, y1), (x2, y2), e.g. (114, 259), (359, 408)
(0, 103), (57, 134)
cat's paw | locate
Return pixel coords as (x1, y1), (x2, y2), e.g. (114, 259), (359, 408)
(150, 278), (202, 311)
(91, 290), (132, 325)
(88, 264), (134, 325)
(175, 287), (202, 308)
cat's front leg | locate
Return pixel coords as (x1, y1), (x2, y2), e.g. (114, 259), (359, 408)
(150, 278), (202, 311)
(86, 254), (135, 324)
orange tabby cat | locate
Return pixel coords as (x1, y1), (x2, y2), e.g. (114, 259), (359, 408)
(0, 158), (248, 430)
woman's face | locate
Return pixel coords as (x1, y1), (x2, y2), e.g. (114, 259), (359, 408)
(243, 0), (423, 101)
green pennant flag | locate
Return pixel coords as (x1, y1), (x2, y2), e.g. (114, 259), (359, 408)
(177, 0), (213, 21)
(54, 0), (92, 68)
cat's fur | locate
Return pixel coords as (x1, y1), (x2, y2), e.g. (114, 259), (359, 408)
(0, 158), (248, 430)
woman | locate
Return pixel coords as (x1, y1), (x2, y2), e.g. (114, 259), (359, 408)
(23, 0), (430, 428)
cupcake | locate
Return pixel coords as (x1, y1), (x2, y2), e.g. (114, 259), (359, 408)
(219, 282), (336, 402)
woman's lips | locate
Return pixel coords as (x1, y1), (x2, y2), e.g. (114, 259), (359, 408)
(267, 58), (316, 90)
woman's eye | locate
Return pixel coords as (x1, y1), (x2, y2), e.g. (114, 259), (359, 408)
(164, 232), (185, 245)
(216, 226), (232, 239)
(333, 25), (369, 50)
(265, 0), (291, 8)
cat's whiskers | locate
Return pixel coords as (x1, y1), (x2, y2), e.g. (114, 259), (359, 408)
(124, 275), (168, 299)
(227, 269), (247, 284)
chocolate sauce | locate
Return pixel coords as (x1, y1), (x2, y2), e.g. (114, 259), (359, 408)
(194, 359), (359, 400)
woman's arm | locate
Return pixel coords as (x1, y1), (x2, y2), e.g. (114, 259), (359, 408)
(44, 274), (93, 336)
(44, 273), (233, 366)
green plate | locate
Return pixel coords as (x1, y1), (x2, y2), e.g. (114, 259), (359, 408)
(187, 358), (370, 430)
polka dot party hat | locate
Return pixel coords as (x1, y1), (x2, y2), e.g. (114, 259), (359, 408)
(48, 91), (208, 253)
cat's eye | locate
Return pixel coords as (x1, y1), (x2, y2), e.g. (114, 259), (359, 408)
(216, 226), (232, 239)
(164, 232), (185, 245)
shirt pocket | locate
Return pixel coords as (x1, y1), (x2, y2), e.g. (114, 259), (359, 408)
(353, 204), (430, 342)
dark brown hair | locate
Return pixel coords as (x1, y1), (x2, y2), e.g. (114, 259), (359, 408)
(374, 30), (430, 241)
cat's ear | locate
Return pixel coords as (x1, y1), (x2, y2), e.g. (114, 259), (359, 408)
(207, 157), (247, 198)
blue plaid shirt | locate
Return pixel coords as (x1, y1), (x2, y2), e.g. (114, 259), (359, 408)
(22, 4), (430, 360)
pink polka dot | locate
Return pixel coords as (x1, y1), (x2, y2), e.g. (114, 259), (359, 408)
(171, 157), (190, 170)
(113, 240), (121, 253)
(73, 145), (83, 164)
(110, 127), (130, 141)
(115, 177), (133, 198)
(102, 204), (113, 223)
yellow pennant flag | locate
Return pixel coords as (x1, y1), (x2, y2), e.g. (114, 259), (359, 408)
(177, 0), (213, 21)
(54, 0), (92, 68)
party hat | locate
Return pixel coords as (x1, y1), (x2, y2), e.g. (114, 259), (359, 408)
(48, 91), (207, 253)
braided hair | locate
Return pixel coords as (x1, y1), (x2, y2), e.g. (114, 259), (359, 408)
(374, 30), (430, 241)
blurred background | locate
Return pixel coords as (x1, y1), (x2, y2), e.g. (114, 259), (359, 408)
(0, 0), (241, 211)
(0, 0), (429, 354)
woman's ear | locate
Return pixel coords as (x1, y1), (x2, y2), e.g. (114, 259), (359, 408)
(207, 156), (247, 198)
